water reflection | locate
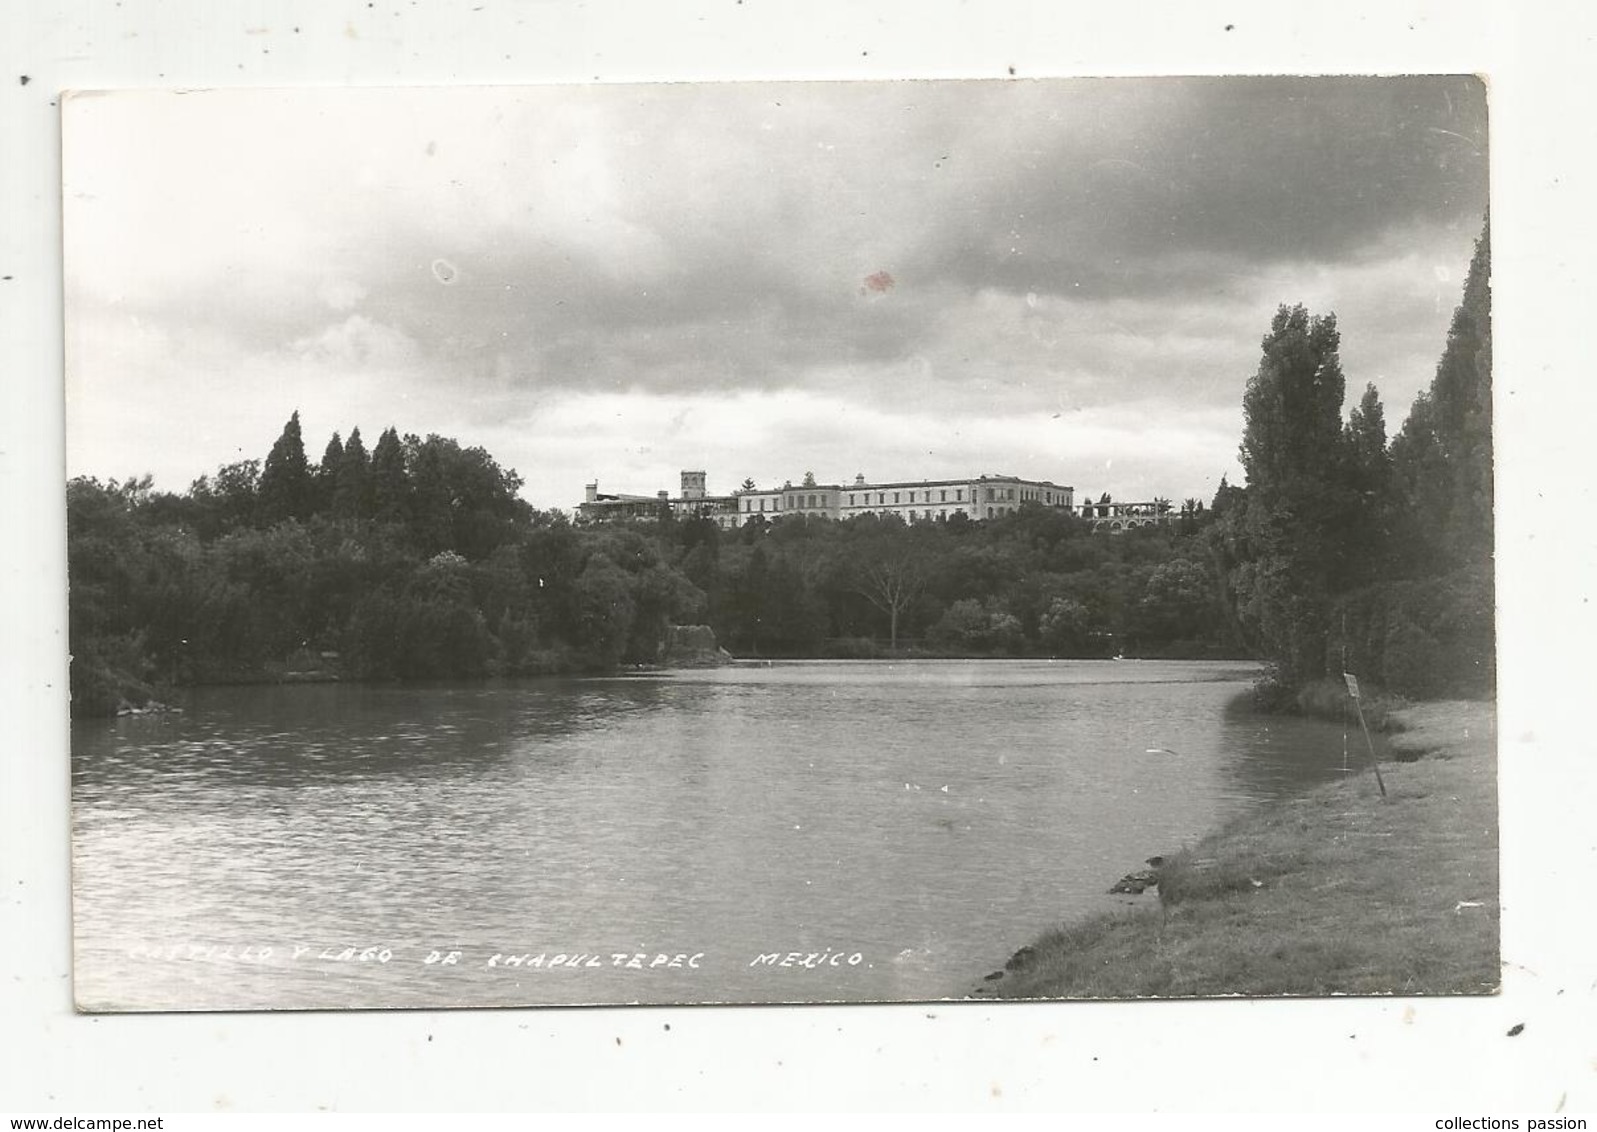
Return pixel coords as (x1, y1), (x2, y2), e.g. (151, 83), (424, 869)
(1216, 689), (1393, 802)
(71, 659), (1379, 1011)
(73, 677), (684, 795)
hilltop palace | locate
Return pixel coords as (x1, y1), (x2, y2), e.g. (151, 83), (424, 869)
(580, 471), (1176, 532)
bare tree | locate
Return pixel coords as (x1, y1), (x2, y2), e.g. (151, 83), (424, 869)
(857, 557), (922, 651)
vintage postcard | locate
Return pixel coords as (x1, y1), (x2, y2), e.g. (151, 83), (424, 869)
(63, 77), (1494, 1012)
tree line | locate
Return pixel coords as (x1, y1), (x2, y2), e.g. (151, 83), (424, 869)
(1208, 221), (1494, 703)
(67, 420), (1238, 715)
(673, 502), (1233, 662)
(67, 221), (1492, 715)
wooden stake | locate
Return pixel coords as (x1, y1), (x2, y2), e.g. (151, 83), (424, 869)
(1343, 672), (1387, 799)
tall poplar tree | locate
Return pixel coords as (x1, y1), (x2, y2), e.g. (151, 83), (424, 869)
(1345, 384), (1389, 487)
(1341, 381), (1400, 579)
(1235, 305), (1360, 684)
(1391, 222), (1493, 566)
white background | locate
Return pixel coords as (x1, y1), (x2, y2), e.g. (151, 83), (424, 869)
(3, 0), (1595, 1114)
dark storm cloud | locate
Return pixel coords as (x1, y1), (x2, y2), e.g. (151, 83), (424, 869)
(907, 75), (1487, 301)
(320, 229), (943, 396)
(89, 76), (1486, 410)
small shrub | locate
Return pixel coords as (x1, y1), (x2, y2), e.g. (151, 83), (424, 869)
(828, 636), (886, 660)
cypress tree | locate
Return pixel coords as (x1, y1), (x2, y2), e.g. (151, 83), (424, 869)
(370, 426), (410, 523)
(259, 411), (313, 523)
(334, 426), (372, 519)
(316, 432), (344, 515)
(407, 436), (454, 555)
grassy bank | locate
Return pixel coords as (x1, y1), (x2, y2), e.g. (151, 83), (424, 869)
(982, 700), (1498, 999)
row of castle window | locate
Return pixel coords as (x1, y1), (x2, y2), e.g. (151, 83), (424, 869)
(739, 485), (1061, 513)
(850, 488), (967, 506)
(715, 502), (1037, 524)
(747, 505), (1019, 523)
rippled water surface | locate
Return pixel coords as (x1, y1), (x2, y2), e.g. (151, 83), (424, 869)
(71, 660), (1380, 1010)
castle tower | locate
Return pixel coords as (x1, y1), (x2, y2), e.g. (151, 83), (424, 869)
(680, 470), (707, 500)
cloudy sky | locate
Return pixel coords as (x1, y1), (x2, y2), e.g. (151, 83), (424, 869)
(63, 77), (1487, 509)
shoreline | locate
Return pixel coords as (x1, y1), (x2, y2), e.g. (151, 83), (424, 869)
(977, 698), (1498, 999)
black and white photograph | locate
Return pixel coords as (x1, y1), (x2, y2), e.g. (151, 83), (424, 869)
(62, 76), (1497, 1015)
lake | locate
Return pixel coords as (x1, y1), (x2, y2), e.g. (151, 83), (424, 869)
(70, 659), (1380, 1011)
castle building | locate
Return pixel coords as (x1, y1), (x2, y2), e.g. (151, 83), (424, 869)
(579, 470), (1076, 528)
(1075, 498), (1177, 531)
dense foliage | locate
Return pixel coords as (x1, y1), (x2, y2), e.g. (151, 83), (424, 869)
(1210, 223), (1494, 701)
(675, 504), (1234, 661)
(67, 420), (709, 714)
(68, 224), (1492, 714)
(68, 418), (1239, 714)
